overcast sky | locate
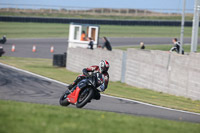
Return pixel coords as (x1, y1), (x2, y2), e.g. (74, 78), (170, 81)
(0, 0), (195, 11)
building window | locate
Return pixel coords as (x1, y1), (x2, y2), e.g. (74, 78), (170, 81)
(74, 26), (80, 40)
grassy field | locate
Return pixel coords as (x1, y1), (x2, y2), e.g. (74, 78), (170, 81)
(115, 44), (200, 52)
(0, 56), (200, 113)
(0, 11), (194, 21)
(1, 100), (200, 133)
(0, 22), (198, 38)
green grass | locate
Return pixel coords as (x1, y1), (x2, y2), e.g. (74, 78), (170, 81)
(0, 56), (200, 113)
(115, 44), (200, 52)
(0, 11), (194, 21)
(1, 100), (199, 133)
(0, 22), (198, 38)
(0, 56), (77, 83)
(0, 22), (69, 38)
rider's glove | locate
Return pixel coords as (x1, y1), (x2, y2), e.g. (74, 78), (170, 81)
(97, 83), (105, 92)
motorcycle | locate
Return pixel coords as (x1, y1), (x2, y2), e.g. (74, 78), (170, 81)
(0, 35), (6, 44)
(59, 72), (103, 108)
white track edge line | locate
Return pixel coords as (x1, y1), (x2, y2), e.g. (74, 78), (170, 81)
(101, 94), (200, 116)
(0, 62), (67, 86)
(0, 62), (200, 116)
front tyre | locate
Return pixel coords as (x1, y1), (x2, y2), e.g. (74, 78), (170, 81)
(76, 88), (94, 108)
(59, 91), (70, 106)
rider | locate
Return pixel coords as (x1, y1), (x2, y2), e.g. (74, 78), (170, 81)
(67, 60), (110, 100)
(170, 38), (184, 54)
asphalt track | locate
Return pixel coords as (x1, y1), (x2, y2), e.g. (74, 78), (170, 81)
(0, 63), (200, 123)
(1, 37), (198, 59)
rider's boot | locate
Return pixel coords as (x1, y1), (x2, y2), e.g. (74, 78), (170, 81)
(67, 76), (85, 90)
(67, 84), (74, 90)
(65, 83), (75, 95)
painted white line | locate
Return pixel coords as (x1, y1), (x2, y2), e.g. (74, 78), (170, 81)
(101, 94), (200, 116)
(0, 62), (200, 116)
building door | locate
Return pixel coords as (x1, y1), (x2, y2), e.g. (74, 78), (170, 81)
(91, 28), (96, 41)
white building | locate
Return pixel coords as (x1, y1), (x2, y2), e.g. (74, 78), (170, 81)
(68, 23), (100, 48)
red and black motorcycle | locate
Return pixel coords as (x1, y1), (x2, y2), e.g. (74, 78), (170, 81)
(59, 72), (103, 108)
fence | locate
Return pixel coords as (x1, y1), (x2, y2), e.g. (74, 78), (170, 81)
(66, 48), (200, 101)
(0, 16), (195, 26)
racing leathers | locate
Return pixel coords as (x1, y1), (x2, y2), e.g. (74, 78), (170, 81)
(170, 41), (184, 54)
(68, 65), (109, 99)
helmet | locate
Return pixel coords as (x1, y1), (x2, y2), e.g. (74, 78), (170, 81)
(99, 60), (109, 73)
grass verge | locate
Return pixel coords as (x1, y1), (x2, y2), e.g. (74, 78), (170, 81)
(0, 22), (198, 38)
(1, 100), (200, 133)
(0, 56), (200, 113)
(115, 44), (200, 52)
(0, 12), (193, 21)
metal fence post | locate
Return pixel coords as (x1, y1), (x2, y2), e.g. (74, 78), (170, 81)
(191, 0), (200, 52)
(180, 0), (186, 54)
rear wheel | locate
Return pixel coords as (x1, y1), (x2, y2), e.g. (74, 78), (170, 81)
(59, 91), (70, 106)
(76, 88), (94, 108)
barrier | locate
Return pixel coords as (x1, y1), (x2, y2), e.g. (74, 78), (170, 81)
(66, 48), (123, 81)
(53, 53), (66, 67)
(66, 48), (200, 100)
(125, 49), (200, 100)
(0, 16), (197, 26)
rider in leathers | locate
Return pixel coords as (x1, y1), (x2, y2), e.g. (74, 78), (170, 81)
(170, 38), (184, 54)
(67, 60), (110, 100)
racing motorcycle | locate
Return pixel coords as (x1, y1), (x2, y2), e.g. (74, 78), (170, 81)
(59, 72), (104, 108)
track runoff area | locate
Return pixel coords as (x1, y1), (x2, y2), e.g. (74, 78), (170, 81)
(0, 62), (200, 123)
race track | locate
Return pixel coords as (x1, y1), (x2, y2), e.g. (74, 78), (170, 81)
(0, 63), (200, 123)
(1, 37), (197, 58)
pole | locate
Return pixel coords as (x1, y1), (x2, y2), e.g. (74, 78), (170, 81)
(191, 0), (200, 52)
(180, 0), (186, 54)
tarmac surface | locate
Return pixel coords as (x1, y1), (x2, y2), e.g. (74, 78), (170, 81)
(1, 37), (197, 58)
(1, 37), (200, 123)
(0, 63), (200, 123)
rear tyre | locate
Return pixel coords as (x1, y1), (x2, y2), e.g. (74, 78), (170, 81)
(76, 88), (94, 108)
(59, 91), (70, 106)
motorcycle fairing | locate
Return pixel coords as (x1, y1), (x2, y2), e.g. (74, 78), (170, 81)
(66, 79), (88, 104)
(67, 86), (81, 104)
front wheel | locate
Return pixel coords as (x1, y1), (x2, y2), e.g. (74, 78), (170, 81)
(59, 91), (70, 106)
(76, 88), (94, 108)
